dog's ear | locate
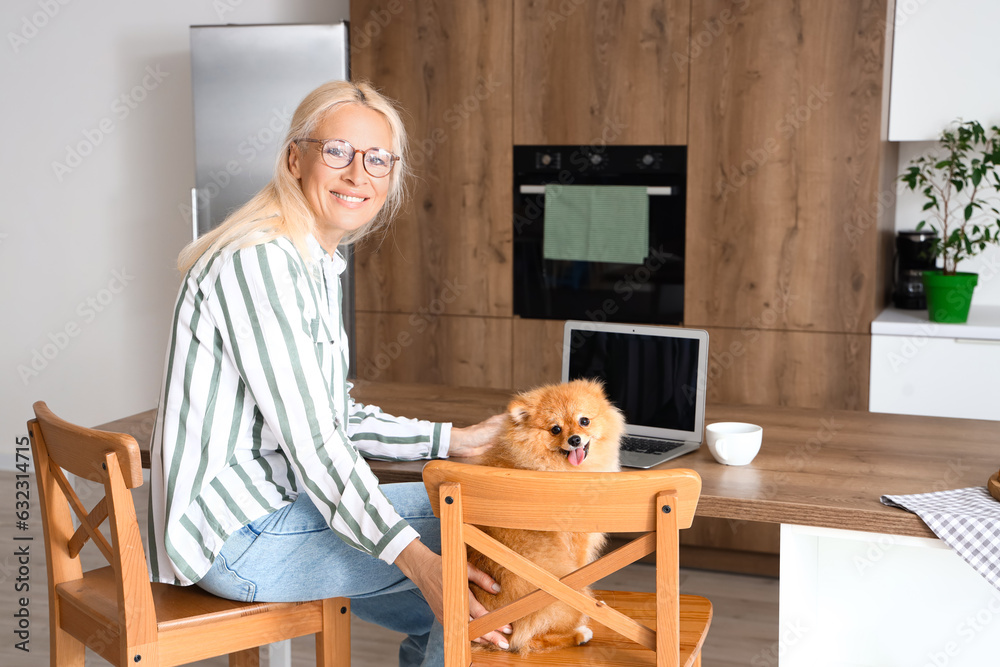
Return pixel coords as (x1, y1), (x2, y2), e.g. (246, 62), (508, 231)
(508, 397), (531, 425)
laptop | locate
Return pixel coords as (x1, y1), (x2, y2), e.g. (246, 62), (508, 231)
(561, 321), (710, 469)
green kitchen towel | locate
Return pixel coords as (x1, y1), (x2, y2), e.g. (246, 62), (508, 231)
(542, 185), (649, 264)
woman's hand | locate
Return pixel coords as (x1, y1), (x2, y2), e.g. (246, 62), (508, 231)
(394, 539), (512, 649)
(448, 414), (506, 457)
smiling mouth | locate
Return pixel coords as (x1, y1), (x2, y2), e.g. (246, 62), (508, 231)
(331, 191), (367, 203)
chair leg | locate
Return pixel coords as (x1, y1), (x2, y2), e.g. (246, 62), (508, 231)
(317, 597), (351, 667)
(693, 649), (702, 667)
(50, 624), (86, 667)
(229, 647), (260, 667)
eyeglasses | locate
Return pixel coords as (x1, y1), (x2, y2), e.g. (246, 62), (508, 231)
(295, 138), (399, 178)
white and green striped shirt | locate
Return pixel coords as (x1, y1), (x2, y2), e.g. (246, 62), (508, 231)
(148, 234), (450, 586)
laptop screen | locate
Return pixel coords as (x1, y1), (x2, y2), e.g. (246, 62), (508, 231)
(565, 328), (703, 435)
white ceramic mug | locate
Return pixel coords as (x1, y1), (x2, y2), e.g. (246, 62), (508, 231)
(706, 422), (763, 466)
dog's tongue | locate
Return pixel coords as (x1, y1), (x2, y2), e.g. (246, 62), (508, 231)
(568, 447), (586, 466)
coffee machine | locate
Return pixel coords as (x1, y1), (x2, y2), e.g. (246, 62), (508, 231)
(892, 230), (938, 309)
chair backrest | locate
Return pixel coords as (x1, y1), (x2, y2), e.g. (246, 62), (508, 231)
(29, 401), (157, 662)
(422, 461), (702, 667)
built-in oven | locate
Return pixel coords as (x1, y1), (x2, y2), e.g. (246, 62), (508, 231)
(513, 145), (687, 324)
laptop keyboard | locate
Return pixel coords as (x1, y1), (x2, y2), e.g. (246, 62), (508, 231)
(621, 435), (685, 455)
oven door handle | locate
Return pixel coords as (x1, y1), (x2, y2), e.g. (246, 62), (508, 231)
(518, 185), (675, 196)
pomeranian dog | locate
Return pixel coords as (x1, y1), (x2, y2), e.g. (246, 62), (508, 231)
(471, 379), (625, 653)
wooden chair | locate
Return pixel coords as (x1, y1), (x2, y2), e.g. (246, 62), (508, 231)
(423, 461), (712, 667)
(28, 401), (351, 667)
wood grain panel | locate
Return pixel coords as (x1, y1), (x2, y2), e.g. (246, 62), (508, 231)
(679, 546), (779, 578)
(511, 317), (565, 390)
(350, 0), (513, 317)
(513, 0), (690, 145)
(680, 517), (779, 555)
(685, 0), (892, 334)
(511, 321), (873, 411)
(354, 311), (513, 389)
(702, 327), (870, 410)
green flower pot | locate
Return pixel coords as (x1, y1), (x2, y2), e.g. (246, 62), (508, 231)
(922, 271), (978, 323)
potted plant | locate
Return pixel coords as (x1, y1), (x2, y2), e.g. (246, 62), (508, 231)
(899, 119), (1000, 323)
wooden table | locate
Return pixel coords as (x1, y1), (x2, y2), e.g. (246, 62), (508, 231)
(99, 381), (1000, 665)
(98, 379), (1000, 540)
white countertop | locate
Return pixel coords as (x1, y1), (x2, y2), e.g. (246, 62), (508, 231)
(872, 305), (1000, 341)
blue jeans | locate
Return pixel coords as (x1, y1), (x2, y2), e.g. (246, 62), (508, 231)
(196, 482), (444, 667)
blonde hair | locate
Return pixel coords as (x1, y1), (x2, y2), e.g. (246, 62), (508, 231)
(178, 79), (409, 273)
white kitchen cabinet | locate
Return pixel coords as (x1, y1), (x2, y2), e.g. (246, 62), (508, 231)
(888, 0), (1000, 141)
(780, 524), (1000, 666)
(869, 307), (1000, 421)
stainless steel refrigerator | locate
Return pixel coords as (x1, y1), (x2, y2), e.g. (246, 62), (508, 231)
(190, 23), (355, 372)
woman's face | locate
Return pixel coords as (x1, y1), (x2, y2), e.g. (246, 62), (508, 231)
(289, 104), (394, 251)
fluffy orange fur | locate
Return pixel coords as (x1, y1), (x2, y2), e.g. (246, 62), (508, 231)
(471, 379), (625, 653)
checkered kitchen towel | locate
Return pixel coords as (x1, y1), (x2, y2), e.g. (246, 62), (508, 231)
(881, 487), (1000, 591)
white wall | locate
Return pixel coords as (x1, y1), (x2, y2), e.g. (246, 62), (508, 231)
(1, 0), (349, 470)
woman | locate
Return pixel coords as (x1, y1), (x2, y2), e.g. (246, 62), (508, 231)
(148, 80), (510, 666)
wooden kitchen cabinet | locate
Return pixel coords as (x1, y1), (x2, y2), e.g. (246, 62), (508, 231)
(511, 320), (872, 410)
(703, 327), (871, 410)
(680, 518), (779, 577)
(511, 321), (873, 411)
(352, 0), (896, 406)
(352, 0), (692, 390)
(351, 0), (513, 319)
(513, 0), (689, 145)
(355, 311), (514, 389)
(349, 0), (904, 577)
(685, 0), (897, 407)
(686, 0), (892, 334)
(511, 317), (565, 390)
